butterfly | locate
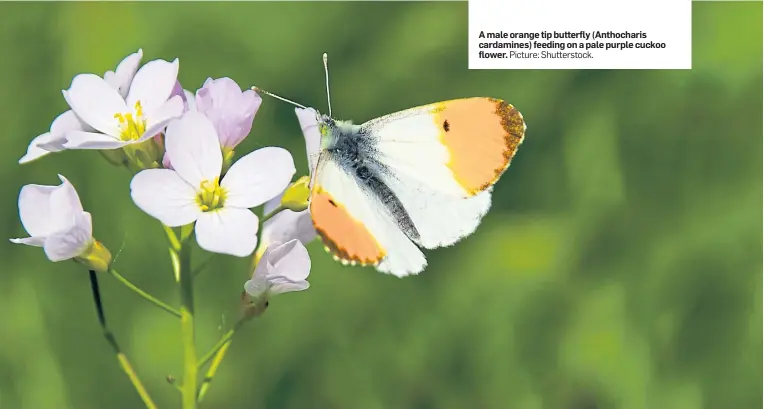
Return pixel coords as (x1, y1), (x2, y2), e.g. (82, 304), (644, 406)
(257, 54), (526, 277)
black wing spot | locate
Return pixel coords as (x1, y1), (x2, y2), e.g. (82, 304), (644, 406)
(443, 119), (450, 132)
(328, 199), (337, 207)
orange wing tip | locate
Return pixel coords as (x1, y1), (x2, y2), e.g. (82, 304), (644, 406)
(434, 98), (528, 196)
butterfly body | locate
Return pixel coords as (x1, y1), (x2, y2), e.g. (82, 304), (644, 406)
(302, 97), (526, 277)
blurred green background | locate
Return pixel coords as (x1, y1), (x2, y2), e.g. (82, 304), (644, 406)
(0, 2), (761, 409)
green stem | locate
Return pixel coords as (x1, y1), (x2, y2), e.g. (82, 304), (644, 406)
(197, 317), (246, 369)
(261, 205), (284, 224)
(163, 225), (181, 252)
(196, 318), (246, 403)
(175, 241), (197, 409)
(89, 271), (158, 409)
(196, 340), (232, 403)
(107, 268), (181, 318)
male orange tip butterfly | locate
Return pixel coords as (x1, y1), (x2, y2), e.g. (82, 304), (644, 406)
(253, 53), (526, 278)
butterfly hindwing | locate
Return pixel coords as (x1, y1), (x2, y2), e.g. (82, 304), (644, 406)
(310, 153), (427, 277)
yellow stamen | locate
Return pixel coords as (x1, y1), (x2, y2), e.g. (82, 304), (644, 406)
(114, 100), (147, 141)
(196, 177), (227, 212)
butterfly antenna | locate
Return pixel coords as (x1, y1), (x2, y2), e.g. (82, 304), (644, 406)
(251, 86), (308, 109)
(323, 52), (332, 117)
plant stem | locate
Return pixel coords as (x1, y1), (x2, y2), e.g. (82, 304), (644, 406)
(176, 242), (197, 409)
(196, 339), (231, 403)
(107, 268), (181, 318)
(88, 271), (158, 409)
(197, 317), (245, 369)
(261, 205), (284, 224)
(196, 317), (246, 403)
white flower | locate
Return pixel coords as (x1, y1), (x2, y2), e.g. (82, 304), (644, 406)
(63, 58), (184, 150)
(19, 49), (143, 164)
(244, 239), (311, 299)
(10, 175), (93, 262)
(130, 111), (296, 257)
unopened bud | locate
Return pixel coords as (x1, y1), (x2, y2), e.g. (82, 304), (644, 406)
(222, 147), (236, 175)
(74, 240), (112, 273)
(99, 149), (128, 167)
(122, 136), (164, 171)
(240, 290), (269, 319)
(281, 176), (310, 212)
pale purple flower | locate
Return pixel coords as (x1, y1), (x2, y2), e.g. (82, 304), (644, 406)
(62, 58), (184, 150)
(195, 77), (262, 150)
(10, 175), (93, 261)
(130, 111), (296, 257)
(19, 49), (143, 164)
(244, 239), (311, 299)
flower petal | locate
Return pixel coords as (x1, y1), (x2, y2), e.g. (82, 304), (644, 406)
(146, 95), (184, 130)
(43, 211), (93, 262)
(48, 175), (85, 232)
(105, 49), (143, 98)
(10, 237), (45, 247)
(295, 107), (322, 176)
(269, 279), (310, 295)
(63, 131), (125, 149)
(170, 81), (196, 112)
(184, 89), (197, 111)
(65, 73), (126, 136)
(221, 147), (296, 208)
(50, 109), (91, 136)
(165, 111), (222, 187)
(17, 175), (83, 238)
(126, 58), (179, 115)
(19, 132), (60, 164)
(17, 183), (57, 237)
(130, 169), (201, 227)
(261, 208), (316, 249)
(195, 77), (261, 149)
(243, 275), (269, 298)
(266, 239), (311, 281)
(195, 208), (259, 257)
(19, 110), (91, 163)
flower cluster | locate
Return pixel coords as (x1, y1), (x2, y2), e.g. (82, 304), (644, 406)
(13, 49), (316, 301)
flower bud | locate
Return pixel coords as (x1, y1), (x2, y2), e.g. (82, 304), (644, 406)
(122, 136), (165, 171)
(99, 148), (129, 167)
(221, 146), (235, 174)
(74, 239), (112, 273)
(240, 290), (269, 319)
(280, 176), (311, 212)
